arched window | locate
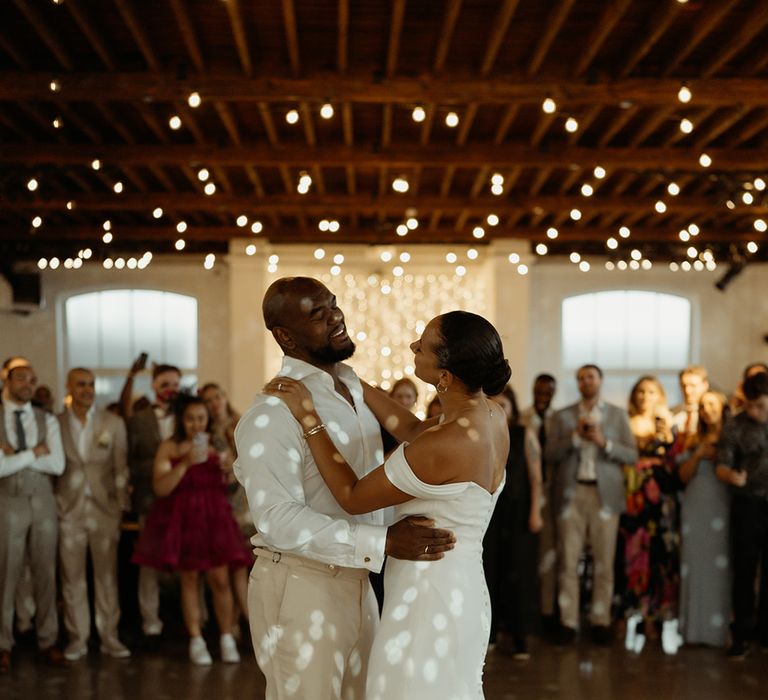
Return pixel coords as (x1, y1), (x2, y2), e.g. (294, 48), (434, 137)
(561, 290), (692, 406)
(63, 290), (198, 402)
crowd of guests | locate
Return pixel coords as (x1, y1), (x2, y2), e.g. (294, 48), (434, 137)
(2, 351), (768, 676)
(482, 361), (768, 661)
(0, 355), (254, 672)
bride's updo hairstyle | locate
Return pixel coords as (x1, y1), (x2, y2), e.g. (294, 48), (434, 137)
(434, 311), (511, 396)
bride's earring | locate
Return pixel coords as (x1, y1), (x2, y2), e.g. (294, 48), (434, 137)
(436, 380), (448, 394)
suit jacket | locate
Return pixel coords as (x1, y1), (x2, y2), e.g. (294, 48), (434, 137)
(126, 405), (162, 516)
(545, 400), (638, 516)
(56, 407), (129, 520)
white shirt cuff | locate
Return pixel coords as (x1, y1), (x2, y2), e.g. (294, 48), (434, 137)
(354, 523), (387, 573)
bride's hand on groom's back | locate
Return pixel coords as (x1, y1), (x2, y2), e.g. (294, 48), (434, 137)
(264, 377), (315, 421)
(385, 516), (456, 561)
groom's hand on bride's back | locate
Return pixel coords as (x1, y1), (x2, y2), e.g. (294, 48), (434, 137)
(385, 516), (456, 561)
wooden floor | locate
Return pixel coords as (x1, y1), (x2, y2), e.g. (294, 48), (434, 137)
(2, 633), (767, 699)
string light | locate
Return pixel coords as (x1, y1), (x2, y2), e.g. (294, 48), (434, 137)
(606, 261), (615, 271)
(535, 243), (548, 255)
(570, 252), (581, 263)
(49, 80), (60, 92)
(333, 253), (344, 265)
(49, 257), (60, 270)
(445, 112), (459, 128)
(52, 117), (63, 129)
(103, 220), (112, 231)
(126, 257), (137, 270)
(754, 218), (767, 232)
(392, 176), (409, 193)
(679, 118), (694, 134)
(446, 252), (458, 263)
(103, 259), (114, 269)
(204, 253), (216, 270)
(286, 109), (299, 124)
(251, 221), (263, 234)
(517, 264), (529, 275)
(396, 224), (408, 236)
(153, 207), (163, 219)
(400, 252), (411, 262)
(508, 253), (520, 264)
(198, 168), (209, 181)
(465, 250), (477, 260)
(687, 246), (698, 258)
(38, 258), (47, 270)
(175, 239), (186, 251)
(472, 226), (485, 239)
(619, 226), (631, 238)
(654, 200), (667, 213)
(491, 173), (504, 186)
(319, 219), (330, 232)
(236, 215), (248, 227)
(102, 232), (113, 243)
(406, 217), (418, 230)
(113, 181), (123, 193)
(297, 172), (312, 194)
(747, 241), (759, 254)
(115, 258), (126, 270)
(27, 178), (38, 191)
(328, 220), (340, 232)
(204, 182), (216, 195)
(677, 85), (692, 103)
(542, 97), (556, 114)
(66, 200), (75, 210)
(570, 208), (582, 220)
(546, 227), (559, 239)
(607, 237), (618, 249)
(91, 159), (101, 170)
(667, 182), (680, 196)
(187, 91), (201, 108)
(486, 214), (499, 226)
(580, 183), (593, 197)
(176, 221), (187, 233)
(320, 103), (334, 119)
(742, 191), (754, 205)
(491, 184), (503, 195)
(169, 115), (182, 130)
(688, 223), (700, 235)
(314, 248), (326, 260)
(579, 261), (590, 272)
(564, 117), (579, 133)
(679, 230), (690, 242)
(593, 166), (606, 179)
(245, 244), (257, 256)
(699, 153), (712, 167)
(32, 216), (42, 229)
(754, 178), (766, 191)
(412, 106), (426, 123)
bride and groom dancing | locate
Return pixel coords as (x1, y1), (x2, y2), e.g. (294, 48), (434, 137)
(234, 276), (511, 699)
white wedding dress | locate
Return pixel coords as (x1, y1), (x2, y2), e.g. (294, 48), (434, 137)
(366, 443), (504, 700)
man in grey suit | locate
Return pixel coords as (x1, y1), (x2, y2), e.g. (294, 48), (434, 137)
(0, 357), (65, 673)
(546, 364), (637, 645)
(57, 368), (131, 661)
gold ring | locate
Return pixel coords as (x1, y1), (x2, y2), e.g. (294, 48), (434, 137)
(278, 383), (282, 391)
(424, 545), (429, 554)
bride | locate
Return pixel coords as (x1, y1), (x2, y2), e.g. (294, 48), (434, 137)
(265, 310), (510, 699)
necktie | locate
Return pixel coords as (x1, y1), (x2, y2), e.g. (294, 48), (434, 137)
(14, 410), (27, 452)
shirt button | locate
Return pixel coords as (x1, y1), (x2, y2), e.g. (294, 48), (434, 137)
(364, 556), (371, 563)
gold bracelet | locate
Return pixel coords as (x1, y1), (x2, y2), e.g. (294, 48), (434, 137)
(303, 423), (327, 439)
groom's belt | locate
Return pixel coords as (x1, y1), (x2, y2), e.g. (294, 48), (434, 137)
(253, 547), (370, 581)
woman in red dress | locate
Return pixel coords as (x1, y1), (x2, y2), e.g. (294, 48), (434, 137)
(132, 395), (252, 665)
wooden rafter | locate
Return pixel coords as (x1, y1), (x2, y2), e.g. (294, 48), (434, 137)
(692, 106), (749, 148)
(702, 2), (768, 77)
(597, 106), (638, 147)
(433, 0), (462, 73)
(12, 0), (73, 69)
(481, 0), (520, 75)
(114, 0), (160, 71)
(281, 0), (301, 76)
(65, 0), (116, 70)
(386, 0), (407, 78)
(168, 0), (206, 73)
(337, 0), (349, 73)
(223, 0), (252, 76)
(527, 0), (576, 76)
(572, 0), (632, 77)
(0, 31), (30, 68)
(618, 1), (681, 78)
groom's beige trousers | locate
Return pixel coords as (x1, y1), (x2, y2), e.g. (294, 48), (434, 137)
(248, 548), (379, 700)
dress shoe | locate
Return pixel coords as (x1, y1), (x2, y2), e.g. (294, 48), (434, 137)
(0, 650), (11, 674)
(661, 619), (683, 655)
(100, 639), (131, 659)
(555, 625), (577, 646)
(727, 639), (750, 660)
(591, 625), (613, 646)
(63, 642), (88, 661)
(219, 633), (240, 664)
(40, 645), (67, 667)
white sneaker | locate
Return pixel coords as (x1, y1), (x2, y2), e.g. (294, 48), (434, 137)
(189, 636), (212, 666)
(662, 619), (682, 655)
(220, 633), (240, 664)
(64, 642), (88, 661)
(100, 638), (131, 659)
(625, 613), (643, 652)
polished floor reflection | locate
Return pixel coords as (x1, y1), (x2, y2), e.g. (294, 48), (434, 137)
(3, 633), (767, 699)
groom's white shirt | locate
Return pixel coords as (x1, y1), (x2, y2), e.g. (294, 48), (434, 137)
(235, 357), (388, 572)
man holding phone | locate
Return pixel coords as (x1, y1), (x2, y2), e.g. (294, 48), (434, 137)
(717, 370), (768, 659)
(122, 356), (182, 648)
(546, 364), (637, 645)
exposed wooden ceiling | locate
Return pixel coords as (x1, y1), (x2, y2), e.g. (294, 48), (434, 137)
(1, 0), (767, 266)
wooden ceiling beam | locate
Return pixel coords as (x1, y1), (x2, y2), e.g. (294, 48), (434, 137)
(572, 0), (632, 77)
(386, 0), (407, 78)
(223, 0), (252, 77)
(568, 105), (601, 145)
(113, 0), (160, 72)
(597, 105), (638, 147)
(281, 0), (301, 76)
(5, 73), (768, 107)
(0, 31), (30, 68)
(481, 0), (520, 75)
(618, 2), (682, 78)
(527, 0), (576, 76)
(337, 0), (349, 73)
(8, 192), (755, 217)
(692, 106), (749, 148)
(628, 106), (675, 147)
(662, 1), (737, 76)
(380, 104), (392, 148)
(342, 103), (354, 146)
(702, 2), (768, 77)
(455, 103), (477, 146)
(214, 102), (242, 144)
(6, 143), (767, 171)
(64, 0), (116, 70)
(433, 0), (462, 73)
(168, 0), (206, 73)
(300, 102), (316, 146)
(12, 0), (73, 69)
(726, 109), (768, 148)
(94, 103), (135, 144)
(419, 104), (436, 146)
(493, 105), (518, 145)
(10, 225), (758, 245)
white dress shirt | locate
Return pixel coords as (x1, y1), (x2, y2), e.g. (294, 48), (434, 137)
(573, 400), (604, 482)
(234, 357), (388, 572)
(153, 406), (175, 440)
(68, 405), (96, 462)
(0, 396), (65, 478)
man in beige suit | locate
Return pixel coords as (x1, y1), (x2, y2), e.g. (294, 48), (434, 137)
(57, 368), (131, 660)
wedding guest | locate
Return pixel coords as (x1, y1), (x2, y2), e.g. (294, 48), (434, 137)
(122, 358), (181, 646)
(426, 396), (442, 419)
(56, 368), (131, 660)
(677, 390), (730, 647)
(546, 364), (637, 646)
(620, 376), (680, 655)
(389, 377), (418, 411)
(729, 362), (768, 415)
(0, 357), (65, 673)
(717, 371), (768, 658)
(31, 385), (55, 413)
(520, 373), (558, 630)
(485, 385), (542, 659)
(200, 382), (251, 629)
(132, 395), (251, 665)
(672, 365), (710, 436)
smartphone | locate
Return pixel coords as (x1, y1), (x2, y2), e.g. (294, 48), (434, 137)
(136, 352), (148, 370)
(191, 432), (209, 464)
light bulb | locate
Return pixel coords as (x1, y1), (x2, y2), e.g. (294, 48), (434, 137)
(320, 103), (334, 119)
(619, 226), (631, 238)
(32, 216), (42, 228)
(580, 183), (593, 197)
(176, 221), (187, 233)
(328, 220), (340, 233)
(91, 159), (101, 170)
(412, 106), (426, 123)
(445, 112), (459, 128)
(565, 117), (578, 133)
(175, 239), (186, 251)
(198, 168), (209, 181)
(542, 97), (556, 114)
(236, 215), (248, 227)
(169, 115), (182, 130)
(699, 153), (712, 167)
(102, 232), (113, 243)
(204, 182), (216, 195)
(286, 109), (299, 124)
(607, 237), (618, 249)
(406, 217), (418, 230)
(679, 118), (694, 134)
(677, 85), (692, 103)
(486, 213), (499, 226)
(27, 178), (38, 191)
(113, 181), (123, 193)
(472, 226), (485, 239)
(536, 243), (548, 255)
(667, 182), (680, 196)
(187, 91), (201, 108)
(654, 200), (667, 213)
(251, 221), (263, 234)
(546, 227), (559, 239)
(570, 208), (582, 220)
(593, 166), (606, 179)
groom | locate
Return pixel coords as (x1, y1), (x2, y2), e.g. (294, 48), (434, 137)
(235, 277), (455, 699)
